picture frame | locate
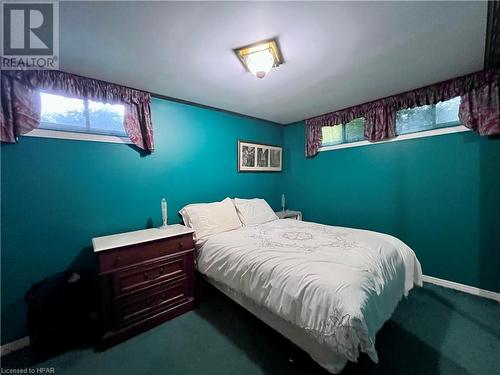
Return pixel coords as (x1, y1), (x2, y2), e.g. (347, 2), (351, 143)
(238, 140), (282, 172)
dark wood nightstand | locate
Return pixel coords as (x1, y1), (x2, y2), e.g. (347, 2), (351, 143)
(93, 225), (196, 347)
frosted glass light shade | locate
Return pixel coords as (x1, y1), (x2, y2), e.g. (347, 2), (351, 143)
(246, 49), (275, 79)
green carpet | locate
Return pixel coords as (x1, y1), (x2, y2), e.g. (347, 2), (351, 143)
(2, 283), (499, 375)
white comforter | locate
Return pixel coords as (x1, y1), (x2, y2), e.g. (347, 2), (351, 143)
(197, 219), (422, 370)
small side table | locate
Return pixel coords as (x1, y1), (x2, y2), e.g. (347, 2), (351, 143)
(276, 210), (302, 221)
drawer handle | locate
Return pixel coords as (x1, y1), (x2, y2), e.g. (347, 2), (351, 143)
(158, 267), (164, 274)
(146, 299), (151, 306)
(144, 272), (149, 279)
(114, 257), (121, 265)
(178, 242), (183, 250)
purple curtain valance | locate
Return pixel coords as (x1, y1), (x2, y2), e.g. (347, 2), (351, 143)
(305, 69), (500, 157)
(1, 70), (154, 152)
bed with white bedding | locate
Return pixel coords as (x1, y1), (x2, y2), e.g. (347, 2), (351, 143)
(196, 218), (422, 373)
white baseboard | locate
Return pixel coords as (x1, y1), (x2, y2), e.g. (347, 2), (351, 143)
(0, 336), (30, 357)
(422, 275), (500, 302)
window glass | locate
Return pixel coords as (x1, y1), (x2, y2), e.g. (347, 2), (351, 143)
(40, 92), (86, 131)
(344, 118), (365, 143)
(322, 125), (343, 146)
(436, 96), (460, 126)
(396, 97), (461, 135)
(88, 100), (126, 136)
(39, 92), (126, 137)
(396, 105), (434, 135)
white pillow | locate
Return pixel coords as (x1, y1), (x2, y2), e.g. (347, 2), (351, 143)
(179, 198), (242, 244)
(234, 198), (278, 226)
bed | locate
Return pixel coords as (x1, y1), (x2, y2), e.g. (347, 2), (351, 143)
(195, 218), (422, 373)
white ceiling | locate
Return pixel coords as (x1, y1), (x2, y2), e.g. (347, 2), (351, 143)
(60, 1), (487, 124)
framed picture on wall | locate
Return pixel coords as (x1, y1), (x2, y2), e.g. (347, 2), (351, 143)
(238, 141), (282, 172)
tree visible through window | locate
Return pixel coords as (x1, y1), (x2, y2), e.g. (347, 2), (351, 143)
(322, 124), (343, 146)
(39, 92), (127, 137)
(396, 96), (460, 135)
(321, 118), (365, 146)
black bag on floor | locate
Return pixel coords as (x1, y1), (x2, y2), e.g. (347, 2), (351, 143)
(25, 270), (98, 352)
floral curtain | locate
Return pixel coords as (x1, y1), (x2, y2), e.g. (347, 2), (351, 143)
(305, 69), (500, 157)
(459, 79), (500, 135)
(0, 70), (154, 151)
(364, 104), (397, 142)
(1, 73), (41, 142)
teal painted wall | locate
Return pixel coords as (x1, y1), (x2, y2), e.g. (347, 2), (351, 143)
(282, 122), (500, 293)
(2, 98), (499, 345)
(0, 98), (283, 343)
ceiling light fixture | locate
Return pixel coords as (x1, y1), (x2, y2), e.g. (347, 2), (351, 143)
(234, 38), (283, 79)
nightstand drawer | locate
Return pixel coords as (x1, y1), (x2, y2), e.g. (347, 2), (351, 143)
(113, 251), (194, 297)
(115, 277), (192, 328)
(99, 234), (194, 273)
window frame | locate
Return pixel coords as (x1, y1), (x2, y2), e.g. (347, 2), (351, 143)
(24, 128), (133, 144)
(24, 92), (132, 144)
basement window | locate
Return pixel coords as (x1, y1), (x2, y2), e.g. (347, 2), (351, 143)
(320, 96), (466, 152)
(25, 92), (131, 144)
(321, 118), (365, 146)
(396, 96), (461, 135)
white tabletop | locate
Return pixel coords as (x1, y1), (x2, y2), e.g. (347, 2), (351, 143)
(92, 224), (194, 253)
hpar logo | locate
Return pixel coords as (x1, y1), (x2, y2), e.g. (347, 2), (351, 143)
(1, 1), (59, 69)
